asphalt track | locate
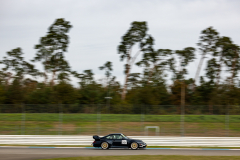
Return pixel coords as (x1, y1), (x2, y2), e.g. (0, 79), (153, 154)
(1, 147), (240, 160)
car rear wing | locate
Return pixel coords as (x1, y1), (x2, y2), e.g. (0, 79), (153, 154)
(93, 135), (100, 140)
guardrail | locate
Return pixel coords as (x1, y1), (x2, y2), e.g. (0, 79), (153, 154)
(1, 135), (240, 147)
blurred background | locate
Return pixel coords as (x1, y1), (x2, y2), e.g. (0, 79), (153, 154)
(0, 0), (240, 137)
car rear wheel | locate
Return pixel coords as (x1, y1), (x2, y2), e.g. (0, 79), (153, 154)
(101, 142), (109, 149)
(130, 142), (138, 150)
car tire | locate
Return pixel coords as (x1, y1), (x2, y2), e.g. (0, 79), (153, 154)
(101, 142), (109, 149)
(130, 142), (138, 150)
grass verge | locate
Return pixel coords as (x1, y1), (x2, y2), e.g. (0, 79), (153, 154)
(41, 155), (240, 160)
(1, 114), (240, 122)
(1, 114), (240, 136)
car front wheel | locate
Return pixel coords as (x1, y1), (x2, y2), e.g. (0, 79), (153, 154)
(130, 142), (138, 150)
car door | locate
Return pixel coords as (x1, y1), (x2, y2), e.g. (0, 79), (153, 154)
(112, 134), (127, 147)
(112, 134), (122, 146)
(120, 137), (128, 147)
(105, 135), (114, 145)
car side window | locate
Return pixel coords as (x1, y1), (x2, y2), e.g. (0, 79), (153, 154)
(106, 135), (113, 139)
(112, 134), (123, 139)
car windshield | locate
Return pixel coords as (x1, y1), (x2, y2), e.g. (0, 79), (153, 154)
(121, 134), (129, 139)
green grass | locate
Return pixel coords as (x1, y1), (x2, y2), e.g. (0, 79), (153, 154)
(0, 113), (240, 136)
(0, 113), (240, 122)
(41, 155), (240, 160)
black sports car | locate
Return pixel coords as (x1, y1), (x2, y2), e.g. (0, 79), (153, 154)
(92, 133), (147, 150)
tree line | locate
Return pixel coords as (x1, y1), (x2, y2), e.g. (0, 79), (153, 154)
(0, 18), (240, 110)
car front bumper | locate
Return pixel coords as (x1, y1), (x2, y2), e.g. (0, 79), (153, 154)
(138, 143), (147, 148)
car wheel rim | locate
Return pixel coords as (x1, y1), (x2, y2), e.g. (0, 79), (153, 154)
(101, 142), (108, 149)
(131, 143), (138, 149)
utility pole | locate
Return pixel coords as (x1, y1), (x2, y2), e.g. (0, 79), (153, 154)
(105, 77), (112, 113)
(180, 61), (185, 137)
(59, 103), (62, 135)
(181, 80), (185, 136)
(21, 103), (25, 135)
(105, 97), (112, 113)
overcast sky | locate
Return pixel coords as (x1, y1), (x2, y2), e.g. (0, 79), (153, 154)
(1, 0), (240, 86)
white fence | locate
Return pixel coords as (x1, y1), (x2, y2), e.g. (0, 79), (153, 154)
(0, 135), (240, 147)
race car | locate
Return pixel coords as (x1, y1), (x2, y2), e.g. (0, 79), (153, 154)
(92, 133), (147, 150)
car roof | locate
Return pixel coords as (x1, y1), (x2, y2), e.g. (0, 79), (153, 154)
(106, 133), (122, 136)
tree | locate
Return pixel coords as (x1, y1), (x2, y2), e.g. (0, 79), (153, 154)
(214, 36), (233, 85)
(57, 72), (70, 82)
(32, 18), (72, 85)
(48, 53), (71, 85)
(126, 48), (172, 106)
(205, 58), (220, 84)
(169, 47), (195, 113)
(127, 73), (141, 88)
(4, 78), (24, 104)
(195, 27), (219, 83)
(0, 48), (38, 85)
(78, 69), (95, 87)
(54, 82), (79, 104)
(223, 44), (240, 86)
(25, 85), (55, 104)
(118, 21), (154, 100)
(77, 70), (105, 104)
(99, 61), (114, 105)
(171, 47), (196, 80)
(136, 49), (173, 84)
(99, 61), (113, 85)
(212, 36), (240, 86)
(0, 83), (6, 103)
